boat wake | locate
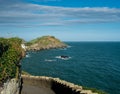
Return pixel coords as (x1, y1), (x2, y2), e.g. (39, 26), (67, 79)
(45, 59), (56, 62)
(26, 54), (30, 58)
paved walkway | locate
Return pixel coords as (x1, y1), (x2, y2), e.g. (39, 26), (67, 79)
(21, 84), (55, 94)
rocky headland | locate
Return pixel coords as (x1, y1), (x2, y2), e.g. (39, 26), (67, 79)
(26, 36), (67, 51)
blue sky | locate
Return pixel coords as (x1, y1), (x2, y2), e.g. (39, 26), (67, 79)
(0, 0), (120, 41)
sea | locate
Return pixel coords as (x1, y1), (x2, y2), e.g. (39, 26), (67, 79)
(21, 42), (120, 94)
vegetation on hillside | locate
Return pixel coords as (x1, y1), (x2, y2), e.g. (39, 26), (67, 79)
(0, 37), (24, 84)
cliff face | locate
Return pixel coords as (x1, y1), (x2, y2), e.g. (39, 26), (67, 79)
(26, 36), (67, 51)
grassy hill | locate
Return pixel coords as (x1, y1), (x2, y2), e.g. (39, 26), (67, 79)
(26, 36), (67, 50)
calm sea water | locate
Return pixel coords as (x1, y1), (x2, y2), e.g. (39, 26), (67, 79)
(22, 42), (120, 94)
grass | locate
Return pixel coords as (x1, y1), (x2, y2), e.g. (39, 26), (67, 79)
(83, 86), (108, 94)
(21, 71), (31, 75)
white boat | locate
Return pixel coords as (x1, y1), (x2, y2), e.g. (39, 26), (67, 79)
(56, 55), (71, 60)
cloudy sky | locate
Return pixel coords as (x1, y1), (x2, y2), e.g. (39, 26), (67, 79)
(0, 0), (120, 41)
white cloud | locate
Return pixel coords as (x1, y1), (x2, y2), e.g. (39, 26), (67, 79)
(0, 2), (120, 26)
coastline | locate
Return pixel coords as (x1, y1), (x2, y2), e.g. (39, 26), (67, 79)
(0, 38), (107, 94)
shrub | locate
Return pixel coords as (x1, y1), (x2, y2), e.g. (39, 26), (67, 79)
(0, 37), (24, 83)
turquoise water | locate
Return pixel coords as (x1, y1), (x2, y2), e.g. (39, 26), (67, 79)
(22, 42), (120, 94)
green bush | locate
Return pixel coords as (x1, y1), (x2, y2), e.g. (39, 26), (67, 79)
(0, 37), (24, 83)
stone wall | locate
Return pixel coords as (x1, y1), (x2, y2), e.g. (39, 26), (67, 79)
(21, 75), (98, 94)
(0, 75), (98, 94)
